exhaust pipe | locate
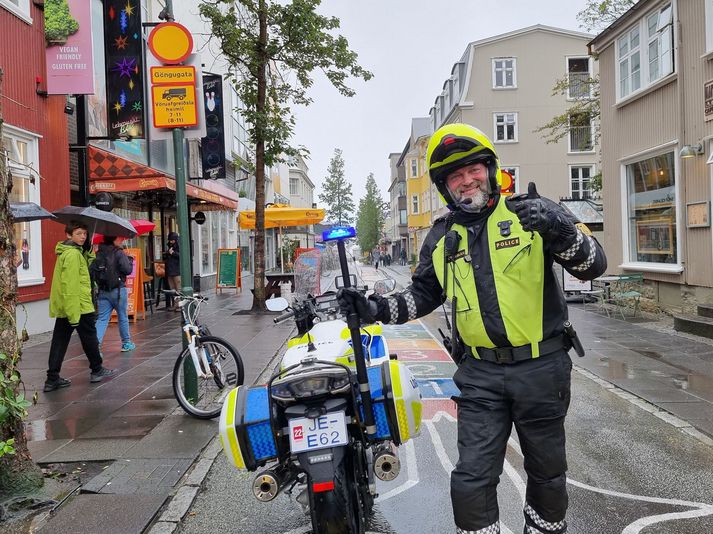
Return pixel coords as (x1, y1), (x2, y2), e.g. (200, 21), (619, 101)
(373, 448), (400, 481)
(253, 470), (281, 502)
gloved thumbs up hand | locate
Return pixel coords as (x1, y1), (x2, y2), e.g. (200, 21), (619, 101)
(509, 181), (552, 233)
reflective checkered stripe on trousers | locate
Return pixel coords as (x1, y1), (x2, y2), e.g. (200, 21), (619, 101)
(524, 504), (567, 533)
(456, 523), (499, 534)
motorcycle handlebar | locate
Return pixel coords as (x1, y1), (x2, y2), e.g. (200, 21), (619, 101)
(273, 309), (296, 324)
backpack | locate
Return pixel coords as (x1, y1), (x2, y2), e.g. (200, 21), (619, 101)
(90, 248), (122, 291)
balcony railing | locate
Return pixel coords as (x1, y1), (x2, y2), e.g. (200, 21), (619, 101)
(569, 125), (593, 152)
(568, 72), (591, 99)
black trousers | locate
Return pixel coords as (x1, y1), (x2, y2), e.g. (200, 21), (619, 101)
(47, 314), (104, 381)
(451, 349), (572, 533)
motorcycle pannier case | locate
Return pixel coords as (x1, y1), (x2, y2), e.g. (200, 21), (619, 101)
(367, 360), (422, 445)
(219, 385), (278, 471)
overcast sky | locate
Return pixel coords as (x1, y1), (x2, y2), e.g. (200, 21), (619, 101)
(291, 0), (593, 204)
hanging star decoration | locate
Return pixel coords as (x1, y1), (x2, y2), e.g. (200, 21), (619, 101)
(113, 102), (123, 114)
(128, 79), (135, 91)
(114, 35), (128, 50)
(108, 5), (115, 20)
(112, 57), (136, 79)
(124, 1), (135, 17)
(132, 101), (142, 112)
(120, 10), (128, 33)
(119, 91), (127, 108)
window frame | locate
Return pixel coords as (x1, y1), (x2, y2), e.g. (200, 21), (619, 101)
(620, 145), (682, 271)
(0, 0), (32, 24)
(616, 3), (674, 102)
(493, 112), (518, 143)
(289, 177), (299, 196)
(706, 0), (713, 54)
(566, 56), (593, 100)
(3, 124), (44, 286)
(569, 164), (596, 200)
(411, 194), (419, 215)
(492, 57), (517, 89)
(567, 112), (595, 154)
(410, 158), (418, 178)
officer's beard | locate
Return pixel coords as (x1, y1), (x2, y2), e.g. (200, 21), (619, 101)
(449, 183), (490, 212)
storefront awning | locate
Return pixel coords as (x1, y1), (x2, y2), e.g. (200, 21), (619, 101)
(88, 146), (238, 210)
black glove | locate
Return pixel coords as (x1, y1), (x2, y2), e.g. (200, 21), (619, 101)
(506, 182), (577, 246)
(337, 287), (377, 324)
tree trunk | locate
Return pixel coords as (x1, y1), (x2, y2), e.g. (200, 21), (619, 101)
(0, 69), (43, 497)
(251, 0), (268, 312)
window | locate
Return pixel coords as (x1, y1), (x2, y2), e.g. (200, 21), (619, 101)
(1, 0), (32, 23)
(616, 4), (673, 100)
(3, 125), (42, 286)
(570, 165), (594, 199)
(290, 177), (299, 196)
(397, 181), (406, 197)
(410, 159), (418, 177)
(399, 209), (407, 225)
(625, 151), (677, 265)
(231, 87), (251, 162)
(568, 113), (594, 152)
(411, 195), (419, 215)
(501, 166), (519, 194)
(567, 57), (592, 99)
(494, 113), (518, 142)
(706, 0), (713, 53)
(492, 58), (516, 88)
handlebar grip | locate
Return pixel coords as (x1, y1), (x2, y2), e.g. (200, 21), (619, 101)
(273, 310), (295, 324)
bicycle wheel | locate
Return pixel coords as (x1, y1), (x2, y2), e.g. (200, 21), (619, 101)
(173, 335), (244, 419)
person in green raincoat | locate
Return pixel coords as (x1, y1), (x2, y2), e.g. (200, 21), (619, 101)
(45, 221), (115, 392)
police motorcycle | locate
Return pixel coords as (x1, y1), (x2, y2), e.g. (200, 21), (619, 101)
(219, 227), (422, 534)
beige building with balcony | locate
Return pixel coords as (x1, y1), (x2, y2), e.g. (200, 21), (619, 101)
(590, 0), (713, 315)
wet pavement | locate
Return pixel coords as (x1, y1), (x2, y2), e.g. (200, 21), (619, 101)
(18, 275), (296, 533)
(179, 263), (713, 534)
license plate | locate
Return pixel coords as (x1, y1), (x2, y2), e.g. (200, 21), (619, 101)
(288, 411), (348, 453)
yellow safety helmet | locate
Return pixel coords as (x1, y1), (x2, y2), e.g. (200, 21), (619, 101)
(426, 124), (501, 209)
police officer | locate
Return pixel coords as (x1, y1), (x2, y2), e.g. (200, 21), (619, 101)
(339, 123), (607, 534)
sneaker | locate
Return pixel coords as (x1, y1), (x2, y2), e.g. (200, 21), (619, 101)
(43, 377), (71, 392)
(90, 367), (116, 383)
(121, 341), (136, 352)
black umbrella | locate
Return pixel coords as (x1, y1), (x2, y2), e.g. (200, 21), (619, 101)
(10, 202), (56, 222)
(52, 206), (137, 238)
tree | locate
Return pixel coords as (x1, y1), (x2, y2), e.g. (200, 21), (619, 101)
(318, 149), (354, 225)
(535, 0), (637, 194)
(355, 173), (385, 255)
(44, 0), (80, 44)
(0, 70), (43, 497)
(200, 0), (372, 311)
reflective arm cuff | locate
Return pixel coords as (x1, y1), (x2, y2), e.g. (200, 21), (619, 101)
(555, 230), (597, 272)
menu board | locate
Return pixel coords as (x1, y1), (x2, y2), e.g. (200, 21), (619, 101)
(216, 249), (241, 292)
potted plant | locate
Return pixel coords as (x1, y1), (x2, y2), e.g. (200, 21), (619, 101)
(45, 0), (79, 46)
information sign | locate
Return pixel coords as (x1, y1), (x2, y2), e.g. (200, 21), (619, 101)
(152, 84), (198, 128)
(216, 249), (242, 292)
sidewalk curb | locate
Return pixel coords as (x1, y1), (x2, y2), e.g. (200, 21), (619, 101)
(574, 366), (713, 448)
(144, 326), (293, 534)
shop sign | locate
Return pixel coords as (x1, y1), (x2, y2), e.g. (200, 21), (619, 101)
(706, 79), (713, 122)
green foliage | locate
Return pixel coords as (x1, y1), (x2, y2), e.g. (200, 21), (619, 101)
(319, 149), (355, 225)
(45, 0), (80, 43)
(0, 438), (15, 458)
(199, 0), (372, 169)
(278, 237), (299, 271)
(356, 174), (385, 254)
(238, 190), (248, 198)
(577, 0), (638, 32)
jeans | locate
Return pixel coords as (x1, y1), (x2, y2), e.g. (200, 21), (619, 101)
(47, 314), (103, 381)
(95, 286), (131, 344)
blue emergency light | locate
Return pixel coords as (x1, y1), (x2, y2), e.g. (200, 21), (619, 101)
(322, 226), (356, 242)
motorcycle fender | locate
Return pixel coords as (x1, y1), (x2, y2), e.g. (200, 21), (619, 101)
(297, 446), (348, 486)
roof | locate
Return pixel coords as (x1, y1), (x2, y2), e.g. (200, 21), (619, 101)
(467, 24), (593, 50)
(411, 117), (431, 143)
(559, 198), (604, 224)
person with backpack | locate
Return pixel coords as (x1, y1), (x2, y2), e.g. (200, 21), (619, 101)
(93, 235), (135, 352)
(45, 221), (115, 392)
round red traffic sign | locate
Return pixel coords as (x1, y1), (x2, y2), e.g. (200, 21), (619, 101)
(148, 22), (193, 64)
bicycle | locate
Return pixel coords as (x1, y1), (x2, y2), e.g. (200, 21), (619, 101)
(163, 290), (244, 419)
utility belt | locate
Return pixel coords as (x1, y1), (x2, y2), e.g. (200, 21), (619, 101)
(467, 334), (571, 365)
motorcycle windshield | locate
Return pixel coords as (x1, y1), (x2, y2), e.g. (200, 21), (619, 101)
(293, 249), (322, 299)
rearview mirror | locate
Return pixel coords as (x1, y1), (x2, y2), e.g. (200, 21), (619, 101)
(266, 297), (289, 312)
(373, 278), (396, 295)
(335, 274), (357, 289)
